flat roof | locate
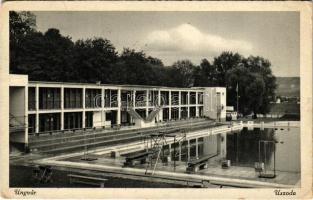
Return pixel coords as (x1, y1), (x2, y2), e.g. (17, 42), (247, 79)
(10, 74), (221, 91)
(28, 80), (208, 90)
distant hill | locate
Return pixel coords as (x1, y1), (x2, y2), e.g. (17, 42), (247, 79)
(275, 77), (300, 97)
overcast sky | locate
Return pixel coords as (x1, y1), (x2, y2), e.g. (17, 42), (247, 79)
(34, 11), (299, 77)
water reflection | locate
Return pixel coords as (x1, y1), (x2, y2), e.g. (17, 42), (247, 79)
(226, 127), (300, 173)
(125, 127), (300, 174)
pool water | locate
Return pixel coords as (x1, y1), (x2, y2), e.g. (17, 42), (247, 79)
(226, 127), (300, 173)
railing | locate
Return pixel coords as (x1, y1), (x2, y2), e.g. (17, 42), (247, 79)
(9, 113), (26, 132)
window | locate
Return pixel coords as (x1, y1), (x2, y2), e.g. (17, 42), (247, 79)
(28, 87), (36, 110)
(39, 113), (61, 132)
(39, 88), (61, 109)
(64, 88), (82, 109)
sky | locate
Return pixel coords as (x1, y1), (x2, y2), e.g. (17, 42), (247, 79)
(34, 11), (300, 77)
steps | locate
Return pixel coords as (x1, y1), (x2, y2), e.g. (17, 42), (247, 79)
(146, 106), (162, 122)
(29, 118), (214, 155)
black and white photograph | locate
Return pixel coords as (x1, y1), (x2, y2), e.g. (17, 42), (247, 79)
(0, 1), (312, 199)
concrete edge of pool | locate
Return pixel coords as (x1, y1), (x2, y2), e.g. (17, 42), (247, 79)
(10, 121), (301, 188)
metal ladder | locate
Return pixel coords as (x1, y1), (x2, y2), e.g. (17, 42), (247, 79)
(145, 141), (163, 175)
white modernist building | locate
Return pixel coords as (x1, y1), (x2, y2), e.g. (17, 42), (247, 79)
(9, 74), (226, 148)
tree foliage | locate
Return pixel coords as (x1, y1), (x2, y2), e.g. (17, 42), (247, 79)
(9, 11), (277, 116)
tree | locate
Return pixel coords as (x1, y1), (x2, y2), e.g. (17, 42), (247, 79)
(10, 28), (75, 81)
(194, 58), (219, 87)
(212, 52), (244, 86)
(225, 66), (253, 115)
(244, 56), (277, 114)
(245, 74), (266, 118)
(73, 38), (118, 83)
(170, 60), (196, 87)
(10, 11), (37, 73)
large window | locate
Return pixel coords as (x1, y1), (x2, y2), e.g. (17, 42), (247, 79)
(190, 92), (196, 104)
(162, 108), (169, 121)
(135, 91), (146, 107)
(39, 113), (61, 132)
(198, 92), (203, 104)
(160, 91), (169, 106)
(171, 91), (179, 105)
(181, 107), (188, 119)
(105, 89), (118, 107)
(171, 108), (179, 120)
(148, 90), (159, 106)
(181, 92), (188, 105)
(28, 87), (36, 110)
(85, 89), (101, 108)
(121, 90), (133, 107)
(39, 88), (61, 110)
(64, 112), (82, 129)
(85, 111), (93, 128)
(64, 88), (82, 109)
(190, 107), (196, 117)
(28, 114), (36, 134)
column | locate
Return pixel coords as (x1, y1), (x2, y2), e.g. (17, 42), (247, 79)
(35, 85), (39, 133)
(146, 90), (149, 117)
(178, 91), (181, 119)
(24, 86), (28, 145)
(82, 87), (86, 129)
(101, 88), (105, 109)
(117, 88), (121, 125)
(133, 90), (136, 107)
(101, 88), (105, 127)
(196, 92), (199, 117)
(169, 90), (171, 120)
(187, 91), (190, 118)
(60, 86), (64, 130)
(158, 90), (161, 106)
(158, 90), (161, 121)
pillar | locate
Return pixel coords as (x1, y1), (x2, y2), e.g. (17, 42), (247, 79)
(187, 91), (190, 118)
(101, 88), (105, 109)
(101, 88), (105, 127)
(35, 85), (39, 133)
(60, 86), (64, 130)
(196, 91), (199, 117)
(146, 90), (149, 117)
(117, 88), (121, 125)
(24, 86), (28, 145)
(158, 90), (161, 122)
(133, 90), (136, 107)
(82, 87), (86, 129)
(169, 90), (171, 120)
(178, 91), (181, 119)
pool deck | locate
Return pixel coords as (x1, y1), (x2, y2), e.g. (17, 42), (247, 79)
(28, 153), (299, 188)
(10, 121), (301, 188)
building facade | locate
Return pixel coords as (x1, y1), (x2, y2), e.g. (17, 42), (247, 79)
(9, 74), (226, 148)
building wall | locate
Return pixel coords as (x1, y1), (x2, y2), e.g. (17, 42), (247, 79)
(9, 87), (27, 144)
(203, 87), (227, 120)
(9, 74), (227, 145)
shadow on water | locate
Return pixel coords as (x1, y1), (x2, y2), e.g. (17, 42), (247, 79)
(226, 127), (300, 173)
